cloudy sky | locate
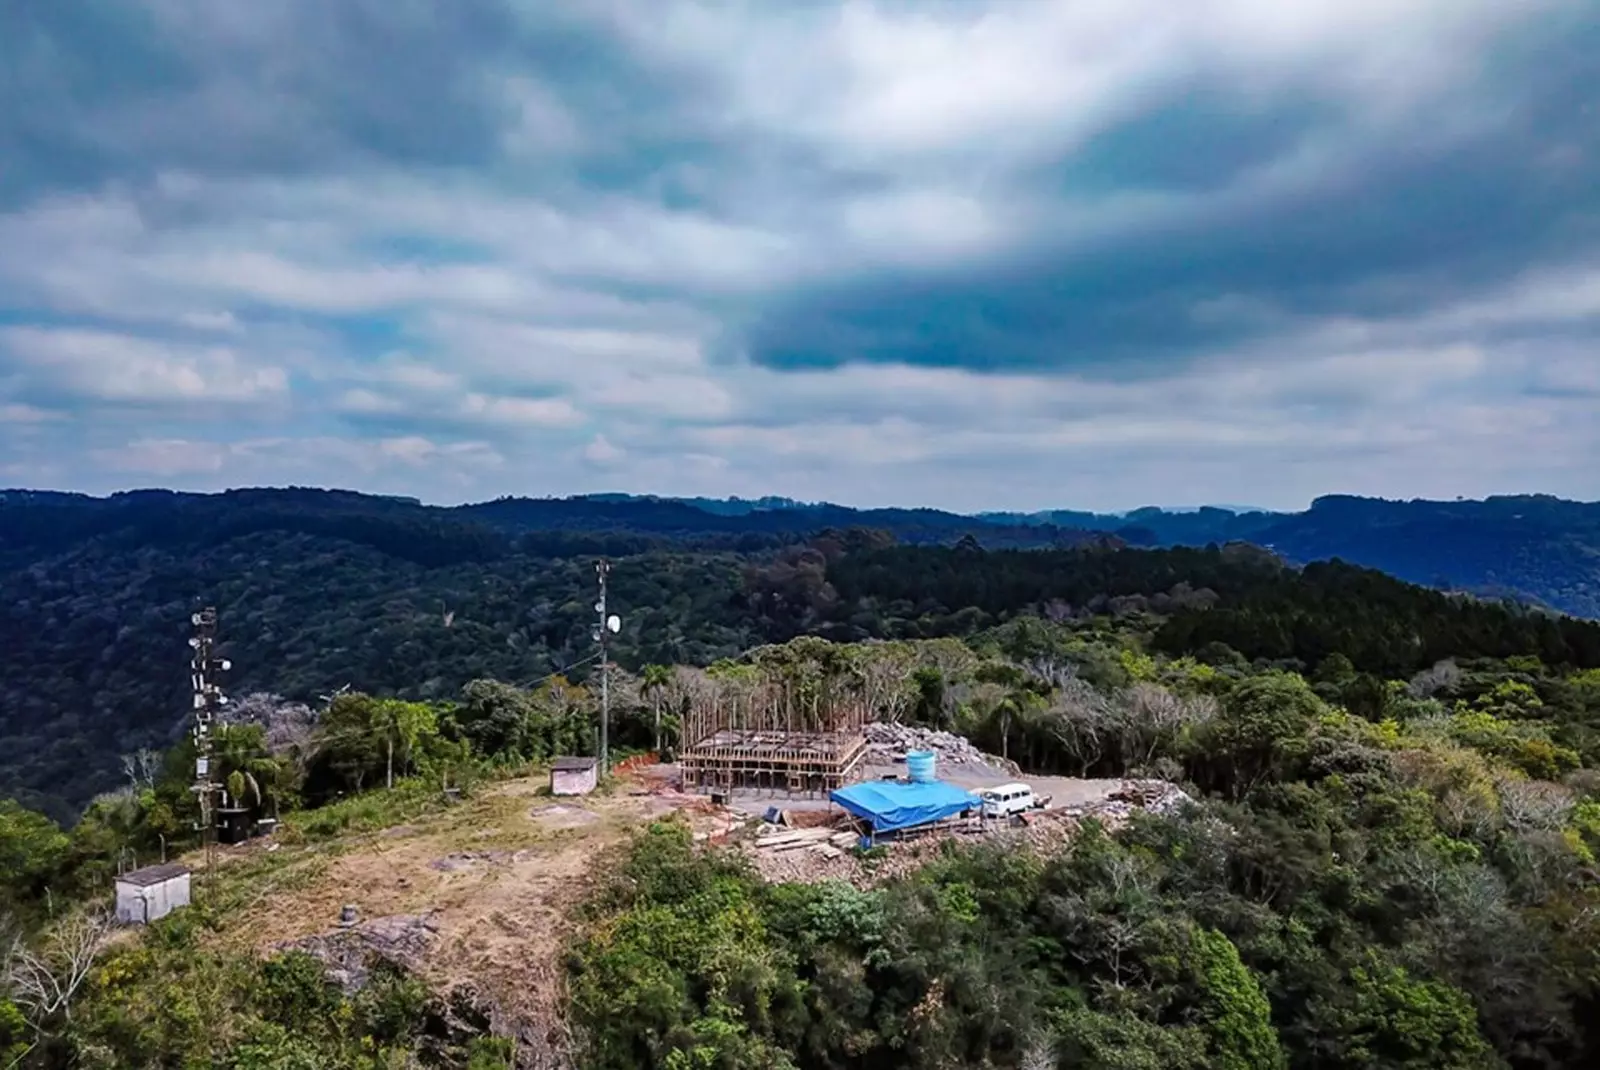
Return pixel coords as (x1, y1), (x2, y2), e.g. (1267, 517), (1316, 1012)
(2, 0), (1597, 513)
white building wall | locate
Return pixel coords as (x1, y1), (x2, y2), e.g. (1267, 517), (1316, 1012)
(114, 874), (192, 924)
(115, 882), (141, 924)
(552, 766), (598, 795)
(168, 873), (192, 915)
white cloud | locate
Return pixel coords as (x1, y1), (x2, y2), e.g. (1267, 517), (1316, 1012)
(582, 433), (625, 465)
(1, 327), (289, 405)
(610, 0), (1555, 164)
(0, 0), (1596, 511)
(459, 392), (585, 428)
(0, 403), (62, 424)
(91, 438), (229, 476)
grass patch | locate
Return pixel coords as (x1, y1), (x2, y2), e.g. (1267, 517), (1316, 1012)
(279, 778), (455, 843)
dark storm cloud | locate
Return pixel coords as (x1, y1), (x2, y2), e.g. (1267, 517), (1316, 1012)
(0, 1), (695, 205)
(741, 15), (1600, 376)
(1, 0), (1597, 510)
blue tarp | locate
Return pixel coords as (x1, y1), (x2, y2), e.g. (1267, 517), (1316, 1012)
(829, 780), (980, 834)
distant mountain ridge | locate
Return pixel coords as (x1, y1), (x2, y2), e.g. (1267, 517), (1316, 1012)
(508, 491), (1600, 617)
(3, 487), (1598, 617)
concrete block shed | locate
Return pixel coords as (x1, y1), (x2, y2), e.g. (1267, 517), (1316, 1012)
(550, 756), (599, 796)
(115, 862), (191, 924)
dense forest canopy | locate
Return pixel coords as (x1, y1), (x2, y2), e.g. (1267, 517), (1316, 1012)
(4, 487), (1600, 820)
(5, 487), (1600, 610)
(3, 488), (1600, 1066)
(2, 616), (1600, 1065)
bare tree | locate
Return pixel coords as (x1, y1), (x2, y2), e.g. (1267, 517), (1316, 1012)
(1025, 657), (1079, 693)
(1019, 1030), (1059, 1070)
(119, 748), (161, 792)
(853, 643), (917, 724)
(227, 692), (318, 756)
(1117, 683), (1216, 769)
(1497, 778), (1576, 834)
(1046, 676), (1116, 776)
(5, 910), (114, 1025)
(1437, 787), (1500, 842)
(1407, 659), (1463, 699)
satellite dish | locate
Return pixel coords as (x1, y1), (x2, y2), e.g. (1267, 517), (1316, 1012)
(219, 659), (232, 671)
(593, 601), (605, 613)
(191, 613), (202, 626)
(188, 637), (200, 649)
(606, 614), (621, 634)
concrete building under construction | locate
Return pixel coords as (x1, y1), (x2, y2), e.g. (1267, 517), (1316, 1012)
(679, 671), (869, 796)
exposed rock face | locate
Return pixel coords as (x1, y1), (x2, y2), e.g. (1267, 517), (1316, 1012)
(277, 913), (439, 994)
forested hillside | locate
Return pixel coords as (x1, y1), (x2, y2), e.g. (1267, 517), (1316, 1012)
(5, 487), (1600, 821)
(3, 609), (1600, 1066)
(995, 495), (1600, 618)
(5, 488), (1600, 1066)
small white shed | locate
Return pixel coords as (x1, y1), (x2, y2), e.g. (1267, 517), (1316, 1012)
(115, 862), (192, 925)
(550, 756), (599, 796)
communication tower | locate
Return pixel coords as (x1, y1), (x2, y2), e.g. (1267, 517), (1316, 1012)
(188, 607), (231, 876)
(592, 560), (621, 772)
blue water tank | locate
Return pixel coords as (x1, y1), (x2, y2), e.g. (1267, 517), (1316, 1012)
(906, 750), (937, 783)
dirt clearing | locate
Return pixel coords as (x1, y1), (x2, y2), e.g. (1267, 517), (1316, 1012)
(196, 774), (719, 1064)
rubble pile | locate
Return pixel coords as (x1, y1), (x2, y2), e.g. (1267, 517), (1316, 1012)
(1028, 779), (1193, 830)
(864, 723), (1020, 774)
(1108, 780), (1192, 815)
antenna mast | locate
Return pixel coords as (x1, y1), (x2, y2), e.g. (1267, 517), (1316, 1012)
(593, 560), (619, 774)
(189, 607), (231, 879)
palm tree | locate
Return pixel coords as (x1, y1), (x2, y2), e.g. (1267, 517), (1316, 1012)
(225, 768), (260, 809)
(214, 724), (286, 817)
(641, 664), (672, 753)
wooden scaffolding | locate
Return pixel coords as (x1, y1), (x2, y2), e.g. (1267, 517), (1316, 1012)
(679, 672), (869, 797)
(680, 730), (866, 795)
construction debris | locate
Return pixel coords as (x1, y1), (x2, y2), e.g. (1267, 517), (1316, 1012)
(740, 773), (1192, 886)
(754, 825), (859, 852)
(864, 723), (1021, 774)
(1108, 779), (1191, 814)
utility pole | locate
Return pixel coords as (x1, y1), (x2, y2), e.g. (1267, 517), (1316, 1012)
(189, 607), (231, 880)
(594, 560), (611, 773)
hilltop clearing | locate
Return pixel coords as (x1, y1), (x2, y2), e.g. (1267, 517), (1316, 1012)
(185, 770), (725, 1064)
(176, 743), (1182, 1066)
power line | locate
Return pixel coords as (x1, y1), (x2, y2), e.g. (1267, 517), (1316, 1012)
(509, 650), (602, 691)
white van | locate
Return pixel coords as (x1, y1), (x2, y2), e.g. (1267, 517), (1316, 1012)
(980, 782), (1037, 818)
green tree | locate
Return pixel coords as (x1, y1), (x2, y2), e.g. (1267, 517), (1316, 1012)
(214, 724), (290, 818)
(1309, 954), (1498, 1070)
(1192, 672), (1322, 798)
(372, 699), (439, 790)
(0, 800), (69, 906)
(641, 664), (673, 754)
(1189, 928), (1286, 1070)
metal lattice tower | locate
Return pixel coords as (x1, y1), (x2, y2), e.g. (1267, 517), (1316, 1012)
(594, 560), (612, 773)
(189, 607), (231, 876)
